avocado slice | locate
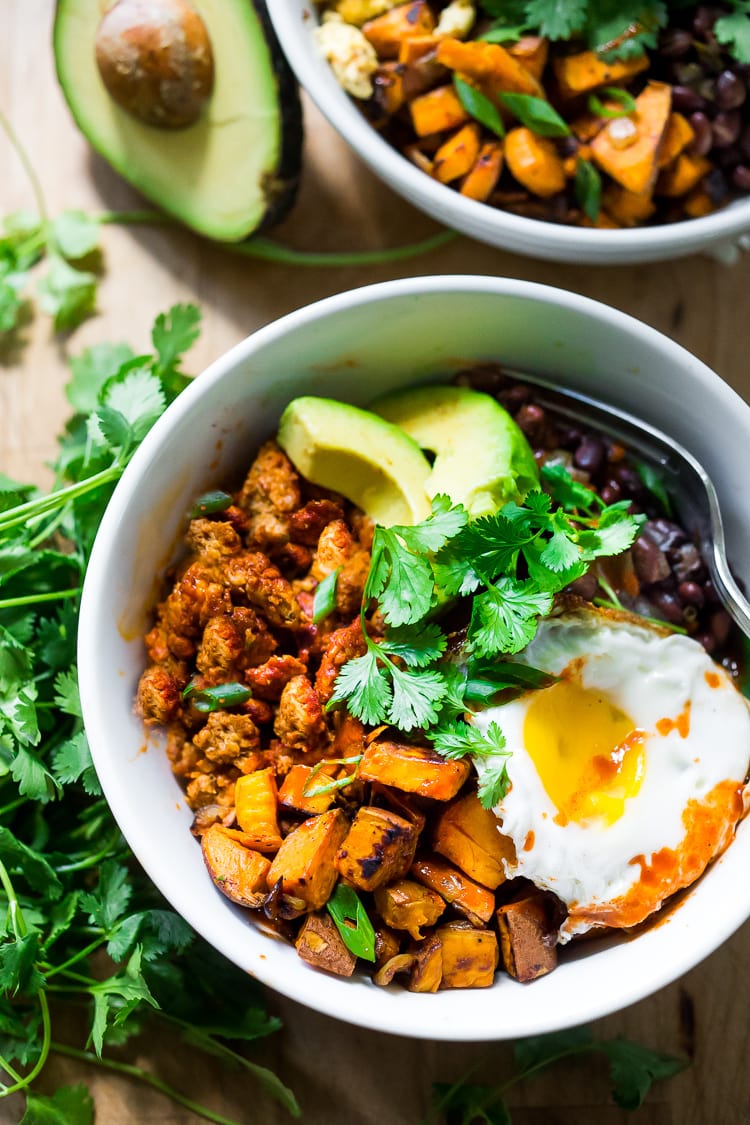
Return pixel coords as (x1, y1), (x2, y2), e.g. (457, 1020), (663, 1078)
(53, 0), (302, 241)
(277, 397), (433, 527)
(372, 385), (539, 517)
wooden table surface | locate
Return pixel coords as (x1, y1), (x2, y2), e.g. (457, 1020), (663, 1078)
(3, 3), (750, 1122)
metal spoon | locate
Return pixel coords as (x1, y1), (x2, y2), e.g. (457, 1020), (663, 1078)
(506, 369), (750, 640)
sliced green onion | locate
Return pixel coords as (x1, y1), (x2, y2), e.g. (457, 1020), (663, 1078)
(463, 661), (557, 702)
(183, 681), (251, 713)
(499, 93), (570, 137)
(312, 566), (341, 624)
(301, 754), (362, 798)
(588, 87), (637, 119)
(575, 158), (602, 221)
(478, 22), (530, 44)
(326, 884), (376, 962)
(189, 490), (233, 518)
(593, 599), (688, 636)
(454, 76), (505, 138)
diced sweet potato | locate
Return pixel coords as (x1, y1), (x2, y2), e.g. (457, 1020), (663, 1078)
(336, 806), (420, 891)
(433, 792), (515, 889)
(404, 144), (435, 174)
(591, 81), (672, 196)
(553, 49), (649, 99)
(581, 209), (621, 229)
(505, 127), (566, 197)
(657, 112), (695, 169)
(602, 184), (656, 226)
(656, 151), (712, 197)
(409, 84), (470, 136)
(266, 809), (349, 911)
(435, 37), (542, 97)
(570, 111), (607, 143)
(411, 856), (496, 924)
(234, 768), (282, 851)
(684, 187), (714, 217)
(295, 911), (357, 977)
(408, 933), (442, 992)
(496, 893), (558, 982)
(359, 740), (470, 800)
(362, 1), (435, 59)
(374, 925), (401, 969)
(373, 879), (445, 939)
(201, 824), (271, 908)
(433, 122), (481, 184)
(278, 764), (336, 816)
(460, 140), (504, 201)
(373, 61), (407, 115)
(437, 922), (499, 988)
(508, 35), (548, 82)
(398, 33), (440, 65)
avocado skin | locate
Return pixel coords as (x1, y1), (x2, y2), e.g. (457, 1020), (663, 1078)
(53, 0), (303, 240)
(249, 0), (302, 233)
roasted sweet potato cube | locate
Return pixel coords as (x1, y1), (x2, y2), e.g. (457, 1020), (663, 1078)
(411, 856), (496, 924)
(657, 112), (695, 169)
(374, 61), (407, 116)
(508, 35), (548, 82)
(278, 764), (336, 816)
(336, 807), (420, 891)
(656, 151), (712, 197)
(553, 49), (648, 99)
(295, 911), (357, 977)
(433, 122), (482, 184)
(398, 33), (440, 65)
(408, 933), (442, 992)
(201, 824), (271, 908)
(602, 184), (655, 226)
(234, 768), (283, 851)
(497, 893), (558, 982)
(505, 127), (566, 197)
(684, 187), (714, 217)
(591, 81), (672, 195)
(373, 879), (445, 940)
(435, 37), (542, 97)
(460, 140), (504, 202)
(437, 922), (499, 988)
(409, 84), (470, 137)
(362, 1), (435, 59)
(266, 809), (349, 911)
(433, 792), (515, 889)
(374, 925), (401, 969)
(359, 741), (470, 800)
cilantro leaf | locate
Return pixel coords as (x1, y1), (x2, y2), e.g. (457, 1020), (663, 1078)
(89, 947), (159, 1055)
(51, 731), (101, 795)
(513, 1025), (595, 1073)
(388, 666), (446, 731)
(540, 462), (596, 512)
(50, 211), (100, 261)
(602, 1037), (688, 1110)
(429, 718), (507, 760)
(0, 933), (44, 996)
(396, 495), (469, 553)
(11, 746), (59, 803)
(477, 762), (512, 808)
(37, 256), (97, 332)
(470, 578), (553, 656)
(539, 509), (582, 571)
(65, 341), (135, 413)
(52, 668), (81, 718)
(370, 527), (435, 627)
(380, 621), (446, 667)
(715, 5), (750, 64)
(0, 826), (62, 899)
(101, 364), (166, 443)
(432, 1081), (511, 1125)
(19, 1083), (95, 1125)
(152, 303), (201, 395)
(524, 0), (587, 38)
(80, 860), (132, 932)
(330, 649), (392, 725)
(449, 511), (533, 582)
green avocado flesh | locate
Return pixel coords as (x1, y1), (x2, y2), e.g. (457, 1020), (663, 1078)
(372, 385), (539, 517)
(277, 397), (433, 527)
(53, 0), (302, 241)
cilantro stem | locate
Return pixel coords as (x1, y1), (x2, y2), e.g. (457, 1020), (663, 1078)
(54, 829), (124, 873)
(0, 106), (48, 224)
(27, 506), (70, 550)
(97, 209), (169, 226)
(0, 465), (121, 534)
(0, 587), (80, 610)
(49, 1042), (245, 1125)
(229, 229), (457, 267)
(0, 1056), (24, 1085)
(0, 796), (26, 818)
(44, 936), (106, 980)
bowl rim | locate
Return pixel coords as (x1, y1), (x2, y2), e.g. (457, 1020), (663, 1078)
(269, 2), (750, 260)
(79, 275), (750, 1039)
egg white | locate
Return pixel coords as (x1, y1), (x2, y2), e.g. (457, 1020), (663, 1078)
(472, 609), (750, 941)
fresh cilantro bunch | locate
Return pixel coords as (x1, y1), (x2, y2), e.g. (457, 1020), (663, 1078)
(331, 463), (643, 809)
(0, 306), (299, 1120)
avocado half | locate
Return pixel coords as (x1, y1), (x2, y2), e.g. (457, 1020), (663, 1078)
(53, 0), (303, 241)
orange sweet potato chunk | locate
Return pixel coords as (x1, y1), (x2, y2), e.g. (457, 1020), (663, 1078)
(234, 768), (283, 851)
(656, 151), (712, 197)
(591, 81), (673, 195)
(657, 112), (695, 169)
(278, 764), (336, 816)
(359, 740), (470, 800)
(266, 809), (349, 911)
(553, 49), (649, 99)
(411, 855), (496, 923)
(433, 122), (481, 184)
(409, 84), (470, 136)
(433, 792), (515, 889)
(505, 127), (566, 197)
(436, 37), (542, 97)
(336, 806), (420, 891)
(408, 933), (442, 992)
(508, 35), (548, 82)
(437, 922), (499, 988)
(295, 911), (357, 977)
(362, 1), (436, 59)
(496, 893), (558, 982)
(460, 140), (504, 201)
(373, 879), (446, 940)
(602, 184), (656, 226)
(201, 824), (271, 908)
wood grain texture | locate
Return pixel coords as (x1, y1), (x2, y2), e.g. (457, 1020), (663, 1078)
(2, 2), (749, 1122)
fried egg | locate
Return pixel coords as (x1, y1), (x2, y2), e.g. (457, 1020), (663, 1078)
(471, 609), (750, 942)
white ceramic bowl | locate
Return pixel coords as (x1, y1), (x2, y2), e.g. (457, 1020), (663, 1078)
(269, 3), (750, 265)
(79, 277), (750, 1039)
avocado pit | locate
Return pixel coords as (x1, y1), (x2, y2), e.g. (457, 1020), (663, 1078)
(95, 0), (214, 128)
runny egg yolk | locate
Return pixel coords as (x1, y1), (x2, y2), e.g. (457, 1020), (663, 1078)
(522, 681), (646, 827)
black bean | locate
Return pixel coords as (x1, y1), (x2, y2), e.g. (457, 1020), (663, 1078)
(642, 518), (688, 552)
(697, 630), (717, 654)
(516, 403), (546, 441)
(689, 111), (714, 157)
(456, 364), (506, 395)
(567, 571), (599, 601)
(704, 168), (730, 204)
(600, 481), (622, 505)
(703, 578), (721, 604)
(710, 609), (732, 647)
(611, 463), (644, 495)
(732, 164), (750, 191)
(633, 537), (672, 585)
(670, 542), (705, 581)
(693, 6), (721, 37)
(716, 69), (747, 110)
(672, 85), (708, 113)
(660, 28), (694, 58)
(678, 580), (705, 607)
(652, 589), (685, 625)
(713, 110), (742, 148)
(717, 144), (743, 169)
(574, 436), (605, 476)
